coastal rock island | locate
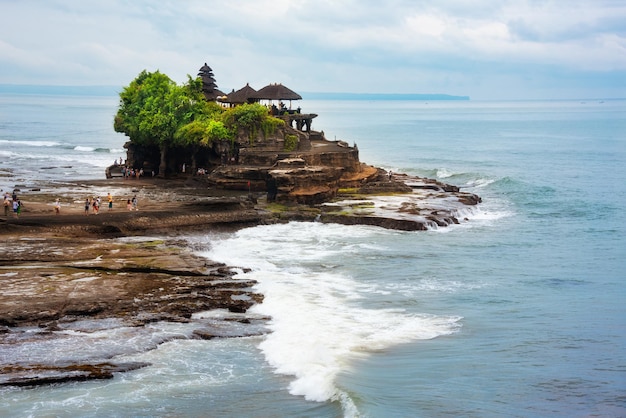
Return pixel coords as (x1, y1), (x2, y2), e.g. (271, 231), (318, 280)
(0, 64), (481, 386)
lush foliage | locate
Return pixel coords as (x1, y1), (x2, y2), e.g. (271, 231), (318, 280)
(115, 72), (285, 151)
(220, 103), (285, 140)
(284, 134), (298, 151)
(114, 71), (213, 148)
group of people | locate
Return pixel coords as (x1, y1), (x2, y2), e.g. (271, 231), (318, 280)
(121, 166), (144, 179)
(3, 190), (22, 217)
(115, 157), (155, 179)
(127, 195), (138, 211)
(2, 190), (140, 218)
(84, 193), (138, 215)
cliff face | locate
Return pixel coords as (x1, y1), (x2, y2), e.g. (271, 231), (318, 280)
(208, 137), (363, 204)
(139, 120), (358, 204)
(121, 118), (362, 205)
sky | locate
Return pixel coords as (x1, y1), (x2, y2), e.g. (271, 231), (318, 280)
(1, 0), (625, 100)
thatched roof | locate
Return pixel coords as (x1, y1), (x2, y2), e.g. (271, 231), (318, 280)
(225, 83), (258, 104)
(203, 88), (225, 101)
(198, 63), (213, 74)
(253, 83), (302, 101)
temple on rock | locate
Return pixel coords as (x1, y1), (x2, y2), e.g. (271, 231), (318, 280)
(114, 63), (370, 204)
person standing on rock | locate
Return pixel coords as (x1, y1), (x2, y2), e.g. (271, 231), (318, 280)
(92, 197), (100, 215)
(3, 192), (10, 216)
(13, 199), (20, 217)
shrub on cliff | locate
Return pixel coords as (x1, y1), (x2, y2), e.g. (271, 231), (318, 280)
(220, 103), (285, 143)
(284, 134), (298, 151)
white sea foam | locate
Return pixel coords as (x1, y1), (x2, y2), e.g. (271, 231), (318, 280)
(462, 177), (495, 188)
(1, 322), (195, 365)
(200, 222), (462, 406)
(0, 150), (15, 157)
(436, 167), (455, 178)
(0, 139), (61, 147)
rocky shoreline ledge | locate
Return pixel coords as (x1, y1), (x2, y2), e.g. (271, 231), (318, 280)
(0, 172), (481, 387)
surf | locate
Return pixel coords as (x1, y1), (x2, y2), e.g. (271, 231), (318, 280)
(198, 222), (462, 414)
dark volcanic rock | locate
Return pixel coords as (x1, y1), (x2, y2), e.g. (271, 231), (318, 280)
(322, 214), (429, 231)
(0, 362), (150, 387)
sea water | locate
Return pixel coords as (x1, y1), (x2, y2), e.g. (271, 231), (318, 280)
(0, 93), (125, 190)
(0, 94), (625, 417)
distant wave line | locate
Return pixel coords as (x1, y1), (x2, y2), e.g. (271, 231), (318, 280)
(0, 139), (61, 147)
(1, 138), (123, 154)
(73, 146), (118, 153)
(0, 128), (115, 142)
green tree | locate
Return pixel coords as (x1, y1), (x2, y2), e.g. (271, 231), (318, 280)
(174, 118), (230, 171)
(115, 72), (286, 175)
(114, 71), (220, 176)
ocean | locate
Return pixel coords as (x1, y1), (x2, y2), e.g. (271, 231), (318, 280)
(0, 93), (624, 417)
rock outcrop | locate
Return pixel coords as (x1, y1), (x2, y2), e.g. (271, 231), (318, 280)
(0, 236), (267, 387)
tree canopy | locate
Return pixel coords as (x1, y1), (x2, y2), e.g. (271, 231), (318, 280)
(114, 70), (285, 174)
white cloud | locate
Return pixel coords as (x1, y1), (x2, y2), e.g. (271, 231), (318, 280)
(0, 0), (624, 99)
(406, 14), (447, 38)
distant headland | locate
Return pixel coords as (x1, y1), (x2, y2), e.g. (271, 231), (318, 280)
(301, 92), (470, 101)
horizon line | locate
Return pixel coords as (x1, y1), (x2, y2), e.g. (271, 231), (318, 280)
(0, 84), (624, 102)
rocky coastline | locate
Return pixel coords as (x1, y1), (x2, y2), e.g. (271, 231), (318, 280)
(0, 171), (481, 387)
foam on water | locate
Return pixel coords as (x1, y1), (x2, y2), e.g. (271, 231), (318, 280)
(73, 145), (96, 152)
(198, 222), (462, 410)
(0, 139), (62, 147)
(436, 167), (455, 178)
(1, 322), (196, 365)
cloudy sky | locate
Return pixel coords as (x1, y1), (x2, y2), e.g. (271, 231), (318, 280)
(1, 0), (624, 99)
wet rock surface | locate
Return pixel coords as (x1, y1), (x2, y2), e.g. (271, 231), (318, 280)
(0, 236), (266, 387)
(321, 171), (482, 230)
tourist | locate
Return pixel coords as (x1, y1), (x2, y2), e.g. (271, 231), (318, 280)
(13, 199), (20, 217)
(3, 192), (10, 216)
(84, 198), (90, 215)
(93, 197), (99, 215)
(127, 199), (132, 210)
(107, 193), (113, 211)
(131, 195), (138, 211)
(54, 198), (61, 215)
